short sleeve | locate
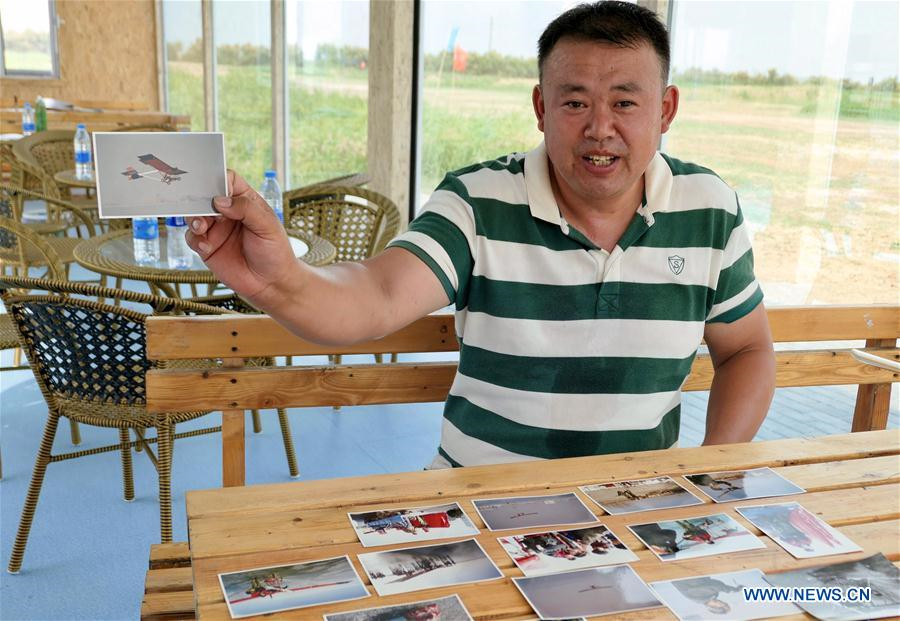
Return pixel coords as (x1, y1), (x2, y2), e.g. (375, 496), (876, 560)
(387, 176), (476, 306)
(706, 198), (764, 323)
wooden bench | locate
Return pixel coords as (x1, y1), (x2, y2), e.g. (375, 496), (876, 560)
(141, 542), (193, 621)
(146, 305), (899, 487)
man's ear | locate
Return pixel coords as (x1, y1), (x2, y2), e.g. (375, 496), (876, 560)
(532, 84), (546, 133)
(660, 84), (679, 134)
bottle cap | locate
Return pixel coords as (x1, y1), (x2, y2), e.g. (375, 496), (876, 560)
(76, 123), (86, 129)
(264, 170), (276, 179)
(166, 217), (186, 226)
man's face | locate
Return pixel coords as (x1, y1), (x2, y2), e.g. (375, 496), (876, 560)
(533, 38), (678, 214)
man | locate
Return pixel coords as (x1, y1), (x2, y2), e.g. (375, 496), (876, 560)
(187, 2), (775, 469)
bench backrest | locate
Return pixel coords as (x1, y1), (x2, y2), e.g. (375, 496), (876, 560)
(146, 306), (899, 431)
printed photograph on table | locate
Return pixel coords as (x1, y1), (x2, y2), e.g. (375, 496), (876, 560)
(218, 555), (368, 619)
(580, 476), (704, 515)
(649, 568), (801, 621)
(498, 524), (638, 577)
(357, 538), (503, 597)
(347, 501), (479, 547)
(513, 564), (662, 619)
(736, 502), (862, 559)
(628, 513), (765, 562)
(762, 553), (900, 621)
(472, 492), (596, 531)
(93, 132), (226, 218)
(323, 593), (473, 621)
(684, 467), (805, 503)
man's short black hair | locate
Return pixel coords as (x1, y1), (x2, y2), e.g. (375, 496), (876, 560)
(537, 1), (670, 84)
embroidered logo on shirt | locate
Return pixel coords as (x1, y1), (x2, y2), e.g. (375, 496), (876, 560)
(668, 255), (685, 275)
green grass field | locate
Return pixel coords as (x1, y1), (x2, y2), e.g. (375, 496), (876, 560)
(167, 62), (898, 304)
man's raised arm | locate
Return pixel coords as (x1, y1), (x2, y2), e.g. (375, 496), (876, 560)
(186, 170), (450, 345)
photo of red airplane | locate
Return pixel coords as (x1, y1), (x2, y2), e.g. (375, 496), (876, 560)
(121, 154), (187, 185)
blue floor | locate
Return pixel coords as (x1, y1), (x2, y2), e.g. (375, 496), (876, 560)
(1, 269), (897, 619)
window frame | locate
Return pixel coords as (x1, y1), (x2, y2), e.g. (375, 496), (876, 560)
(0, 0), (60, 79)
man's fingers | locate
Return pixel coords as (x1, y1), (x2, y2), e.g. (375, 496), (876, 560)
(186, 215), (215, 235)
(227, 169), (253, 197)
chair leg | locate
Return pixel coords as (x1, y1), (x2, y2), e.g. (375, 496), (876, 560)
(251, 410), (263, 434)
(12, 347), (21, 367)
(68, 420), (82, 446)
(8, 411), (61, 574)
(276, 408), (299, 478)
(119, 428), (135, 502)
(156, 418), (174, 544)
(331, 354), (342, 412)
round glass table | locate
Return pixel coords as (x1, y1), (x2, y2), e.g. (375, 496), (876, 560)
(53, 169), (97, 190)
(74, 228), (336, 298)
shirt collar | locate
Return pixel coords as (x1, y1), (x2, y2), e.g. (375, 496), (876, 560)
(524, 142), (673, 226)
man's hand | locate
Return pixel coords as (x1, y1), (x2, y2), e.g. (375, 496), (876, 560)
(186, 170), (299, 306)
(702, 304), (776, 445)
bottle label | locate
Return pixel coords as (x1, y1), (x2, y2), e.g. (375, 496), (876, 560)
(75, 151), (91, 164)
(23, 122), (35, 132)
(132, 219), (159, 240)
(165, 216), (186, 227)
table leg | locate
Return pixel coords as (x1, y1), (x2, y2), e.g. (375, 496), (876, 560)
(221, 357), (245, 486)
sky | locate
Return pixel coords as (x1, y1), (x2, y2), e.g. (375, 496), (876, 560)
(158, 0), (898, 81)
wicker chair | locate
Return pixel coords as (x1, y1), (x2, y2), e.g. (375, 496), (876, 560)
(283, 185), (400, 263)
(0, 218), (82, 475)
(0, 275), (299, 573)
(11, 130), (78, 198)
(1, 142), (74, 234)
(0, 184), (98, 279)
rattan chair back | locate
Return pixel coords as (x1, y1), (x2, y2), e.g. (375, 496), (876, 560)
(112, 124), (178, 132)
(1, 141), (61, 198)
(12, 130), (76, 178)
(283, 185), (400, 262)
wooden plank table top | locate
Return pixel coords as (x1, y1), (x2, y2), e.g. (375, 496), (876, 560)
(185, 430), (900, 620)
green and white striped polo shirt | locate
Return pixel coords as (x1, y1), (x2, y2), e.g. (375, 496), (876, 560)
(389, 142), (763, 468)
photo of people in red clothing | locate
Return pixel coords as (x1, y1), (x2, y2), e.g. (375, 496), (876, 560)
(498, 524), (638, 576)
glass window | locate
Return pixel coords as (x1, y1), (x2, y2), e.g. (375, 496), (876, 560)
(0, 0), (58, 77)
(666, 0), (898, 305)
(161, 0), (203, 131)
(214, 0), (272, 184)
(285, 0), (369, 189)
(415, 1), (569, 210)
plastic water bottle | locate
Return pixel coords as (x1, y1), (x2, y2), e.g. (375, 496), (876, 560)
(132, 218), (160, 265)
(21, 103), (35, 136)
(74, 123), (92, 180)
(260, 170), (284, 225)
(165, 217), (192, 269)
(35, 96), (47, 132)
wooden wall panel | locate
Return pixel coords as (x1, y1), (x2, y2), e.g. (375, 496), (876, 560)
(1, 0), (159, 110)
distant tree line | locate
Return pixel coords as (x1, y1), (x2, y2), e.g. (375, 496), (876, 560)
(167, 40), (897, 92)
(3, 30), (52, 54)
(674, 66), (898, 92)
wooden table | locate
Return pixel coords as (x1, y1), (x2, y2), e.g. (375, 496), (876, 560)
(75, 228), (336, 297)
(183, 430), (900, 620)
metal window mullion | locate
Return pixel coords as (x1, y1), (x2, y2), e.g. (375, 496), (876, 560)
(271, 0), (286, 184)
(202, 0), (217, 132)
(155, 0), (167, 112)
(48, 0), (60, 78)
